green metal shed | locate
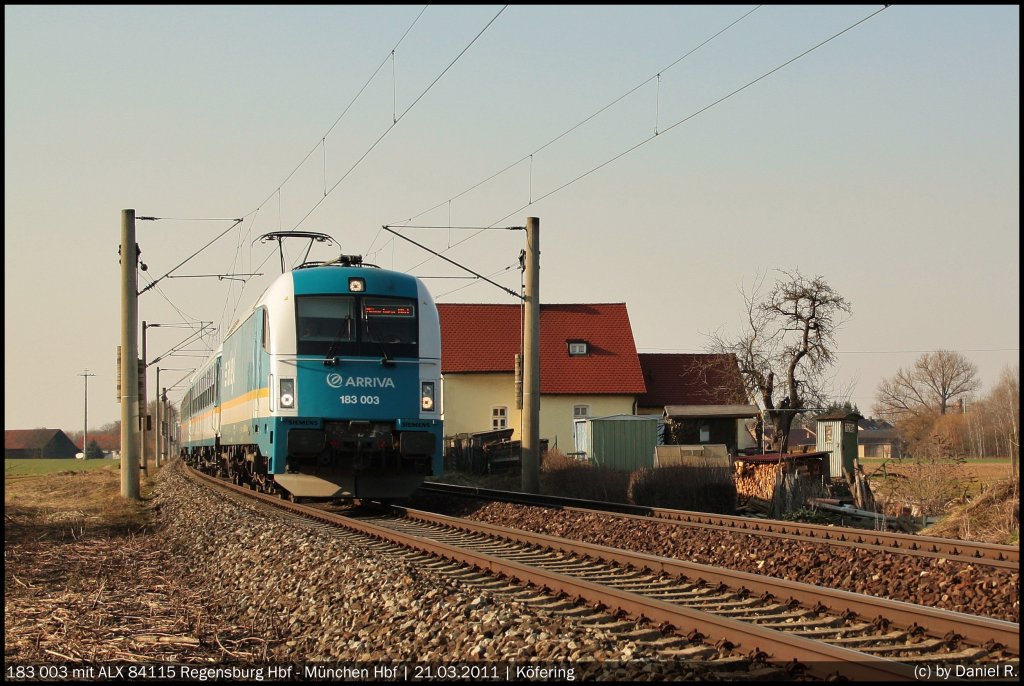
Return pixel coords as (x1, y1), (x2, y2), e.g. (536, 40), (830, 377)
(574, 414), (659, 472)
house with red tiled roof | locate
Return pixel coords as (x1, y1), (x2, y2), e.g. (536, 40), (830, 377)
(438, 303), (646, 449)
(637, 353), (758, 455)
(5, 429), (79, 459)
(636, 353), (749, 414)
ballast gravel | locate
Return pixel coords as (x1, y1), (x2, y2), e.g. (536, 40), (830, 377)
(155, 468), (762, 680)
(409, 494), (1020, 624)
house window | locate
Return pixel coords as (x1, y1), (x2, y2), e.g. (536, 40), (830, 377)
(699, 423), (710, 443)
(568, 340), (588, 356)
(573, 405), (590, 420)
(492, 406), (508, 430)
(824, 425), (834, 443)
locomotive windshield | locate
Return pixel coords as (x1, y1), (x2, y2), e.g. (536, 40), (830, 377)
(296, 295), (417, 358)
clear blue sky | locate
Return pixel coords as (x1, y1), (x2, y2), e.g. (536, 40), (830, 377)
(5, 5), (1019, 433)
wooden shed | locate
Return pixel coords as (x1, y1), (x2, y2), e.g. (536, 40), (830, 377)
(662, 404), (760, 456)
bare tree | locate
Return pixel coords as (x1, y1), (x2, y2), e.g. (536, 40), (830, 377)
(707, 269), (852, 452)
(874, 350), (981, 421)
(990, 365), (1019, 478)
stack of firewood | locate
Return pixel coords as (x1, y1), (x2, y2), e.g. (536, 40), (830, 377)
(734, 461), (781, 504)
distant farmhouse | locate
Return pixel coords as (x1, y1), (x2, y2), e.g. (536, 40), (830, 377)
(5, 429), (79, 459)
(857, 417), (900, 459)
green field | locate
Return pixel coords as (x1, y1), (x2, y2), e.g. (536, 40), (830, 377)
(5, 458), (121, 477)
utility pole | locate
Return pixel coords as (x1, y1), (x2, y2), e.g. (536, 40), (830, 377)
(140, 322), (149, 478)
(79, 370), (95, 457)
(521, 217), (540, 493)
(120, 209), (140, 500)
(161, 387), (168, 466)
(155, 366), (161, 468)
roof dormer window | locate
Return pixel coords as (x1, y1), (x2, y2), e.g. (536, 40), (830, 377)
(568, 340), (589, 356)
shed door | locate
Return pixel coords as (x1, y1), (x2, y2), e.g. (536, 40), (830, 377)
(573, 419), (589, 455)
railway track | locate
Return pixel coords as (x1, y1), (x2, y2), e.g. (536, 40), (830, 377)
(418, 482), (1020, 569)
(183, 464), (1018, 680)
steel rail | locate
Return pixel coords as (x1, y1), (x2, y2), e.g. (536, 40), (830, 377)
(398, 505), (1020, 655)
(183, 466), (916, 680)
(419, 482), (1020, 568)
(183, 465), (1016, 679)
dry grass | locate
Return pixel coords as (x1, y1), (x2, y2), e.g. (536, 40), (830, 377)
(5, 467), (151, 544)
(862, 456), (1019, 544)
(921, 478), (1020, 545)
(863, 458), (1012, 496)
(5, 467), (265, 663)
(5, 458), (121, 477)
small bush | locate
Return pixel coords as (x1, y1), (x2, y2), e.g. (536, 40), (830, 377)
(85, 439), (105, 459)
(540, 450), (629, 502)
(627, 464), (736, 514)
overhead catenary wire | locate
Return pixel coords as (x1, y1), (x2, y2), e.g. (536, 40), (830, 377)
(404, 5), (889, 277)
(239, 6), (511, 308)
(433, 263), (521, 300)
(485, 5), (891, 230)
(286, 5), (509, 236)
(383, 225), (524, 231)
(142, 278), (212, 333)
(138, 218), (244, 296)
(205, 6), (436, 344)
(137, 216), (245, 222)
(382, 225), (522, 299)
(387, 5), (762, 233)
(243, 5), (430, 222)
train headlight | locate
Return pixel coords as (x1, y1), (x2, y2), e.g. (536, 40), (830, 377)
(280, 378), (295, 409)
(348, 277), (365, 293)
(421, 381), (435, 412)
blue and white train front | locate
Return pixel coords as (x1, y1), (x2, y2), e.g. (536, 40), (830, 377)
(242, 264), (443, 499)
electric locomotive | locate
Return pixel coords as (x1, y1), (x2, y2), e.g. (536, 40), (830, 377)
(180, 254), (443, 500)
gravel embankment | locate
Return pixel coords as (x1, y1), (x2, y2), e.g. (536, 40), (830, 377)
(153, 468), (767, 679)
(409, 494), (1020, 624)
(11, 466), (774, 678)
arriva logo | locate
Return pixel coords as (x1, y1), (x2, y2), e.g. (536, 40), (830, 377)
(326, 374), (395, 389)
